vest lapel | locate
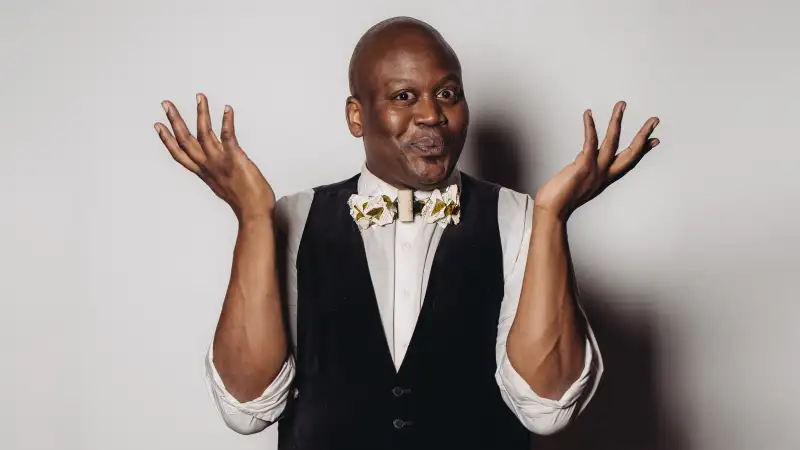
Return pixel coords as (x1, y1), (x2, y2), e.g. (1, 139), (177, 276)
(361, 222), (396, 363)
(395, 174), (474, 376)
(333, 184), (397, 375)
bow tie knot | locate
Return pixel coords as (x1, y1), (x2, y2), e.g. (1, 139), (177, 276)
(347, 185), (461, 231)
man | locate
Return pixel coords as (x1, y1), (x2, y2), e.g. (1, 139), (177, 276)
(154, 16), (660, 450)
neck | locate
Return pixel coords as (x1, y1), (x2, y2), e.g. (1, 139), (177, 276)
(365, 163), (458, 192)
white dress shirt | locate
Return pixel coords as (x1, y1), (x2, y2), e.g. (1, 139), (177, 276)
(205, 165), (604, 436)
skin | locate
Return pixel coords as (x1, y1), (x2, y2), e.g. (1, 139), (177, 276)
(345, 19), (469, 190)
(153, 17), (660, 404)
(509, 105), (660, 398)
(154, 98), (286, 402)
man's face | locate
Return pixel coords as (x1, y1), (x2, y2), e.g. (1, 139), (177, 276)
(348, 33), (469, 190)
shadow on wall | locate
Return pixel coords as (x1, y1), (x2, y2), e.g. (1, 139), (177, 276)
(467, 116), (690, 450)
(468, 117), (530, 194)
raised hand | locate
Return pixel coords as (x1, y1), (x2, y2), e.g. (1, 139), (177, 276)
(533, 101), (660, 221)
(154, 94), (276, 221)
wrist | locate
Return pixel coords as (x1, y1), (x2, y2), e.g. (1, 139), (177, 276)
(237, 209), (275, 228)
(533, 203), (569, 225)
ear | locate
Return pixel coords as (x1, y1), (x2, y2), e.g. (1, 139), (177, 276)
(345, 96), (363, 138)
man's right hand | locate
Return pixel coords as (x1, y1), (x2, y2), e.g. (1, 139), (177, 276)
(154, 93), (276, 222)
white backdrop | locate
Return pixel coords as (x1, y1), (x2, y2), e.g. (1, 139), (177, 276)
(2, 1), (798, 449)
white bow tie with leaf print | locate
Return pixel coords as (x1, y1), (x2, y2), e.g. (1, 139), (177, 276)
(347, 185), (461, 231)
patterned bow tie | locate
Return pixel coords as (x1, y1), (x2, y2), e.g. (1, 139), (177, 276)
(347, 185), (461, 231)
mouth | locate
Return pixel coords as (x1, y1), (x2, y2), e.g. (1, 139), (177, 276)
(408, 136), (447, 157)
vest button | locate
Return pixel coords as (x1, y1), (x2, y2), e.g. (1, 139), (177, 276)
(393, 418), (405, 429)
(392, 386), (404, 397)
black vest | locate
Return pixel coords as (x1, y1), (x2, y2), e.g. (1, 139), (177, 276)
(278, 173), (530, 450)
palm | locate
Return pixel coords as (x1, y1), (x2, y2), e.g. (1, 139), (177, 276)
(534, 102), (660, 221)
(154, 94), (276, 221)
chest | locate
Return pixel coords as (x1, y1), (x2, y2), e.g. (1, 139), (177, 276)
(293, 175), (505, 377)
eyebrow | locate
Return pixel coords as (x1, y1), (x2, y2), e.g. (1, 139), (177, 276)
(384, 78), (415, 89)
(383, 74), (463, 90)
(436, 74), (462, 86)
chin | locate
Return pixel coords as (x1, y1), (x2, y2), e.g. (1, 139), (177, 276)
(407, 157), (454, 188)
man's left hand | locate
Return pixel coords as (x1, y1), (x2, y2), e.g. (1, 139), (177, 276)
(533, 101), (660, 221)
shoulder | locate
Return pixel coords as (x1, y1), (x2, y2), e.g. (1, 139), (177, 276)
(496, 186), (532, 246)
(469, 178), (532, 279)
(274, 174), (360, 237)
(497, 186), (533, 222)
(308, 174), (359, 199)
(460, 172), (531, 213)
(274, 189), (315, 244)
(459, 172), (532, 224)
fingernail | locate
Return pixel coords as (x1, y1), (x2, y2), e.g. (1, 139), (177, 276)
(620, 102), (626, 112)
(196, 94), (202, 104)
(153, 124), (159, 133)
(651, 139), (660, 147)
(653, 117), (660, 127)
(588, 109), (593, 118)
(161, 101), (169, 113)
(224, 105), (231, 113)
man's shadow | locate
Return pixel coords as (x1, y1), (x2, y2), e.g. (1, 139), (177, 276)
(464, 116), (689, 450)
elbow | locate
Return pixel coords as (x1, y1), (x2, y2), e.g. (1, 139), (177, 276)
(507, 392), (577, 435)
(205, 352), (296, 435)
(495, 355), (583, 436)
(522, 413), (572, 436)
(220, 410), (274, 435)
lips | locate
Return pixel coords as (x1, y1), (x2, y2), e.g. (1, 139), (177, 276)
(408, 136), (447, 156)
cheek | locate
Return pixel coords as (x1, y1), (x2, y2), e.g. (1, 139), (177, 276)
(378, 109), (412, 139)
(448, 103), (469, 137)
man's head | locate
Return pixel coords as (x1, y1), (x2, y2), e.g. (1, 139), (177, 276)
(345, 17), (469, 190)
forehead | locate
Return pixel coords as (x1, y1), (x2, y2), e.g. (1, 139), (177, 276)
(360, 31), (461, 92)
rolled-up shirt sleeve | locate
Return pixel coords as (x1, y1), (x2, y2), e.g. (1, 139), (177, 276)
(204, 342), (296, 435)
(495, 190), (604, 435)
(496, 319), (603, 435)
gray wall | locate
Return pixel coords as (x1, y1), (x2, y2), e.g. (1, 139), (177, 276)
(2, 1), (798, 449)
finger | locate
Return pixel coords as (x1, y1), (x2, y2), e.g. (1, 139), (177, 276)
(582, 109), (599, 160)
(608, 138), (660, 182)
(154, 122), (201, 173)
(598, 101), (625, 170)
(608, 118), (660, 181)
(220, 105), (241, 151)
(196, 93), (222, 154)
(161, 100), (206, 164)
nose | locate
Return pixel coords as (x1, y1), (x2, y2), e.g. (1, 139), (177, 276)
(414, 96), (446, 127)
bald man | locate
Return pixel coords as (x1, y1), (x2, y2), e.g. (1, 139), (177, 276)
(155, 16), (661, 450)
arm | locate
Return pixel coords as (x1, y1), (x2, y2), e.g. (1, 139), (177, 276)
(506, 101), (660, 401)
(154, 94), (292, 421)
(205, 347), (294, 434)
(496, 191), (601, 435)
(204, 191), (314, 433)
(506, 208), (585, 400)
(211, 215), (288, 402)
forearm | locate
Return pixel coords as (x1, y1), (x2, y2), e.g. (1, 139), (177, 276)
(507, 207), (585, 400)
(212, 215), (288, 403)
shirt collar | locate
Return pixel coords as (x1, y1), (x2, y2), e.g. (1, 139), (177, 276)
(357, 163), (461, 200)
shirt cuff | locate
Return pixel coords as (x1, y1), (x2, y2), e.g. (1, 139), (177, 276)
(204, 343), (295, 429)
(496, 328), (602, 435)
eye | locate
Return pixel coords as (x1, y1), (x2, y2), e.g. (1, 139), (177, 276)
(393, 91), (416, 102)
(438, 88), (458, 101)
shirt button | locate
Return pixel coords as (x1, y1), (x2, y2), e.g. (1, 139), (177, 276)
(402, 242), (412, 250)
(393, 419), (405, 429)
(392, 386), (403, 397)
(402, 288), (411, 297)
